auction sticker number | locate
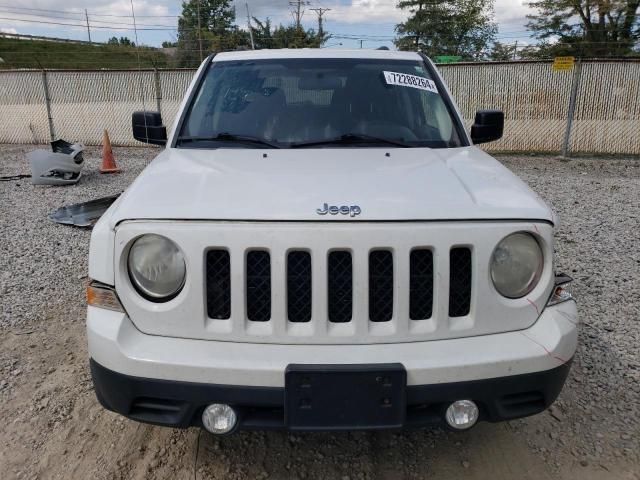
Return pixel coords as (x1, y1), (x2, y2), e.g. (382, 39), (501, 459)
(383, 71), (439, 94)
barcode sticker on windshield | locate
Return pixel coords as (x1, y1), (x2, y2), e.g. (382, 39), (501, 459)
(383, 71), (439, 94)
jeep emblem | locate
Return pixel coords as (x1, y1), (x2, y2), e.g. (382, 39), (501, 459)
(316, 203), (361, 217)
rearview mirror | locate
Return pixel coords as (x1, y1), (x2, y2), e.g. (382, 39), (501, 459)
(132, 111), (167, 146)
(298, 75), (342, 90)
(470, 110), (504, 144)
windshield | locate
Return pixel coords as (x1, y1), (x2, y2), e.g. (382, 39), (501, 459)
(177, 58), (465, 149)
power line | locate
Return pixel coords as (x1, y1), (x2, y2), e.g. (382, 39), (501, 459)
(309, 7), (331, 37)
(1, 4), (636, 55)
(0, 9), (179, 28)
(0, 7), (536, 33)
(0, 13), (328, 34)
(3, 38), (634, 55)
(0, 4), (84, 16)
(196, 0), (203, 61)
(85, 9), (91, 43)
(0, 4), (181, 18)
(246, 3), (255, 50)
(0, 3), (290, 20)
(0, 14), (631, 48)
(289, 0), (309, 29)
(0, 15), (171, 30)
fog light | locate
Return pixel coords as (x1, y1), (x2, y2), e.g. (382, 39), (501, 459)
(445, 400), (479, 430)
(201, 404), (237, 434)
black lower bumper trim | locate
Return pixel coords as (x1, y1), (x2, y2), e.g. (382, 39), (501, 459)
(90, 358), (572, 431)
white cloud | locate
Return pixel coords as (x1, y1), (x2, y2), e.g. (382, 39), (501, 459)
(2, 0), (533, 29)
(244, 0), (531, 27)
(0, 0), (170, 17)
(0, 0), (534, 47)
(0, 1), (172, 41)
(494, 0), (531, 23)
(0, 27), (18, 34)
(241, 0), (407, 26)
(312, 0), (409, 25)
(0, 1), (171, 29)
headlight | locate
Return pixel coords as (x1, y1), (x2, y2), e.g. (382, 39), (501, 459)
(491, 232), (543, 299)
(127, 234), (186, 301)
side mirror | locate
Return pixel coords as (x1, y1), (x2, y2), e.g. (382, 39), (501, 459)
(132, 111), (167, 146)
(470, 110), (504, 144)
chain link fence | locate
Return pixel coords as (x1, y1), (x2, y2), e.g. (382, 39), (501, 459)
(438, 60), (640, 155)
(0, 60), (639, 155)
(439, 62), (575, 153)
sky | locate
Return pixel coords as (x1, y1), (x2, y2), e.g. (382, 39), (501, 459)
(0, 0), (534, 50)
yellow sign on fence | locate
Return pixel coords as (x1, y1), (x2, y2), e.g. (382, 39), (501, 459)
(553, 56), (575, 71)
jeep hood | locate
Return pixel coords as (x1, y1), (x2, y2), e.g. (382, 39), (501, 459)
(108, 147), (553, 226)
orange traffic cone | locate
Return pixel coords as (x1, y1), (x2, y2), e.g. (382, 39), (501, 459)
(100, 130), (120, 174)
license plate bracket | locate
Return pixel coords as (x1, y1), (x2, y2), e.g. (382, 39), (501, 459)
(285, 364), (406, 430)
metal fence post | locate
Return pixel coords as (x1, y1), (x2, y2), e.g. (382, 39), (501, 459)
(154, 68), (162, 115)
(41, 69), (55, 142)
(561, 59), (583, 158)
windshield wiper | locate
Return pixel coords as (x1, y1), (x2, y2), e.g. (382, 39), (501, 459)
(177, 132), (281, 149)
(289, 133), (413, 149)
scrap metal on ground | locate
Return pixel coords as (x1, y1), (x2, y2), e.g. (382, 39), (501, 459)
(27, 139), (85, 186)
(48, 194), (120, 228)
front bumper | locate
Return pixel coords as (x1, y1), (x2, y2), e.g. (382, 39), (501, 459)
(91, 357), (572, 430)
(87, 300), (577, 430)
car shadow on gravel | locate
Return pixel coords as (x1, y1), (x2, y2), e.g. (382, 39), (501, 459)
(193, 424), (555, 480)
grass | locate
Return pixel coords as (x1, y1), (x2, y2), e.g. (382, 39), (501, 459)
(0, 37), (172, 70)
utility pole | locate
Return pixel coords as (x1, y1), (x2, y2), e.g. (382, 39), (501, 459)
(289, 0), (309, 29)
(196, 0), (203, 61)
(245, 3), (255, 50)
(310, 7), (331, 38)
(513, 40), (518, 60)
(415, 2), (422, 47)
(360, 39), (363, 49)
(84, 9), (91, 43)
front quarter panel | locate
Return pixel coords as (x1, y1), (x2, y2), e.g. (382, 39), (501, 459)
(88, 208), (116, 285)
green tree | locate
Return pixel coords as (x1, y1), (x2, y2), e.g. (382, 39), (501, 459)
(176, 0), (249, 67)
(395, 0), (497, 60)
(107, 36), (135, 47)
(120, 37), (134, 46)
(251, 18), (328, 49)
(526, 0), (640, 57)
(489, 41), (518, 60)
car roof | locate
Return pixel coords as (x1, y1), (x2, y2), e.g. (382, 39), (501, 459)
(213, 49), (424, 62)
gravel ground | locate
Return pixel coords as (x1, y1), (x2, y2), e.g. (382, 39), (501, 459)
(0, 144), (639, 480)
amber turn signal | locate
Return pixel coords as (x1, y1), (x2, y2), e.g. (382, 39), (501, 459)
(87, 282), (124, 312)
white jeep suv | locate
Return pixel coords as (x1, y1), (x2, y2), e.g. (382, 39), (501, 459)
(87, 49), (577, 434)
